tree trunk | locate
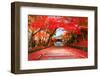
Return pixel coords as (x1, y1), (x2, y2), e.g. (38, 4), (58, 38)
(45, 28), (57, 46)
(28, 29), (41, 48)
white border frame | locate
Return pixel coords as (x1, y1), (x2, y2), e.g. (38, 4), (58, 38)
(20, 6), (95, 70)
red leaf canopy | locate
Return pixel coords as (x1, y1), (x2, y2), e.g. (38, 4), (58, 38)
(29, 16), (87, 34)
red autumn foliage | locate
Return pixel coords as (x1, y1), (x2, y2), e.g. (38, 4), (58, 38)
(29, 16), (87, 35)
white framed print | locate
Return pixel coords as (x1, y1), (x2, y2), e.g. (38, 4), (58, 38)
(11, 2), (98, 74)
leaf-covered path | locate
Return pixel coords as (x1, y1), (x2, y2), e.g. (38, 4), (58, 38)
(28, 46), (87, 60)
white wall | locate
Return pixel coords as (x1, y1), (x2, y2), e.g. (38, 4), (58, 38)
(0, 0), (100, 76)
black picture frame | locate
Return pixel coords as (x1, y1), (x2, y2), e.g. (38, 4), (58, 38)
(11, 2), (98, 74)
